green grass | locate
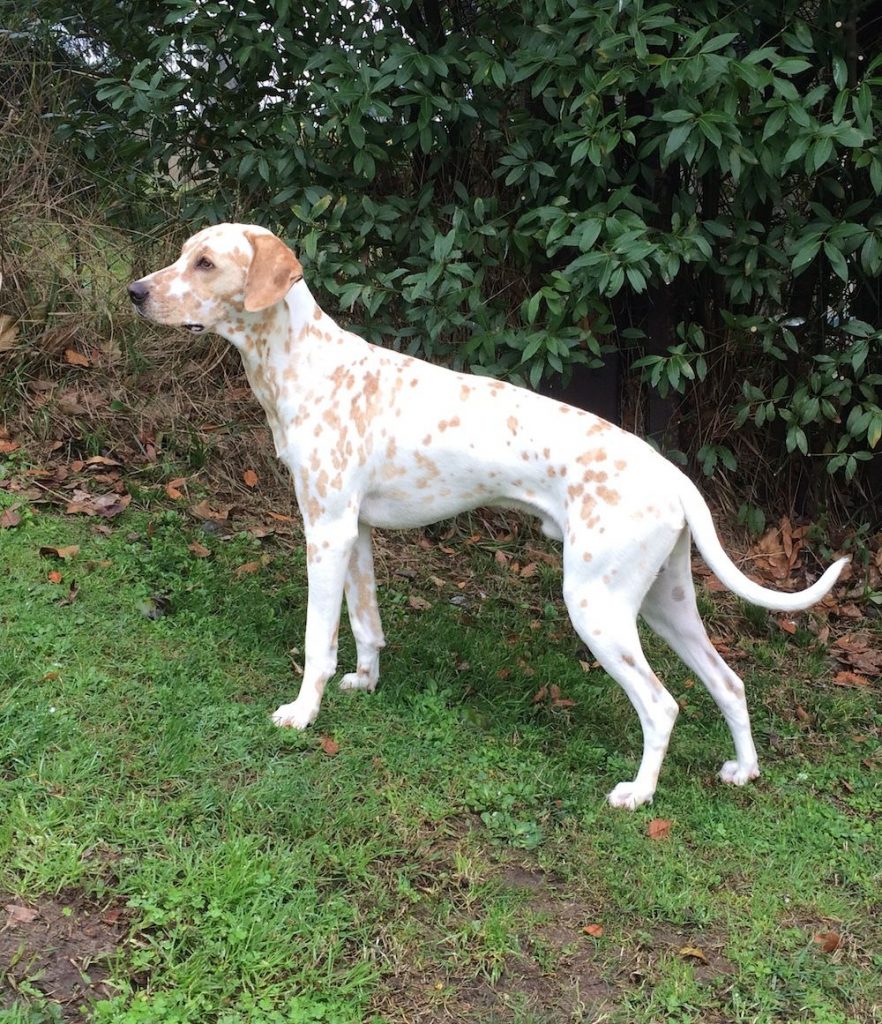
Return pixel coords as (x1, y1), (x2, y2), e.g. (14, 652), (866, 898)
(1, 499), (880, 1023)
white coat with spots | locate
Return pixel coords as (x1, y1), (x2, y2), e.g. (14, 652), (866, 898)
(129, 224), (848, 809)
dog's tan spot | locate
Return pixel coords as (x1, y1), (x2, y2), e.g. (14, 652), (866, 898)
(580, 598), (588, 608)
(567, 483), (585, 500)
(597, 485), (620, 505)
(422, 434), (432, 445)
(559, 406), (571, 414)
(622, 654), (636, 667)
(582, 469), (608, 485)
(381, 461), (406, 480)
(615, 459), (627, 471)
(583, 552), (593, 561)
(410, 378), (419, 387)
(438, 416), (461, 432)
(547, 466), (557, 477)
(313, 305), (322, 320)
(507, 416), (518, 435)
(387, 438), (397, 459)
(672, 585), (685, 602)
(577, 449), (608, 466)
(460, 384), (472, 399)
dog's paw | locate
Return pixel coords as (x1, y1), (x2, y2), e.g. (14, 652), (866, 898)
(339, 671), (377, 693)
(607, 781), (654, 810)
(271, 701), (318, 730)
(719, 760), (760, 786)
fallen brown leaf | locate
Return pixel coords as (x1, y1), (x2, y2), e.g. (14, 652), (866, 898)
(191, 499), (232, 521)
(66, 491), (131, 519)
(813, 931), (842, 953)
(679, 945), (708, 963)
(243, 468), (258, 488)
(84, 455), (121, 468)
(5, 904), (39, 926)
(776, 618), (798, 635)
(832, 671), (870, 689)
(408, 595), (432, 611)
(166, 479), (186, 500)
(549, 684), (576, 708)
(320, 735), (340, 756)
(0, 314), (18, 352)
(64, 348), (90, 367)
(235, 560), (262, 576)
(0, 439), (20, 454)
(47, 570), (63, 584)
(582, 923), (604, 938)
(647, 818), (672, 840)
(40, 545), (80, 560)
(0, 507), (21, 529)
(188, 542), (211, 559)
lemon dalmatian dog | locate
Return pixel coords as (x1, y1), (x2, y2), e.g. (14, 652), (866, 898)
(129, 224), (847, 809)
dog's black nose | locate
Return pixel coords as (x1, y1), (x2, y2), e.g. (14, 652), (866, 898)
(128, 281), (149, 307)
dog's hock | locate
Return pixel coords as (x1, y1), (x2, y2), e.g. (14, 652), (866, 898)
(243, 232), (303, 312)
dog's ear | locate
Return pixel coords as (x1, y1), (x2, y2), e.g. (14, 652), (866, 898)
(243, 232), (303, 312)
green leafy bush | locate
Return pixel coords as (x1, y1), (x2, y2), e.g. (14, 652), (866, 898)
(27, 1), (882, 515)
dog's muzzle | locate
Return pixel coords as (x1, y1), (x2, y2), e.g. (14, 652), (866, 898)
(126, 280), (205, 333)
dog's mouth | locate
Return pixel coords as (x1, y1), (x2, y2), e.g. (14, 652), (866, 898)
(183, 323), (206, 334)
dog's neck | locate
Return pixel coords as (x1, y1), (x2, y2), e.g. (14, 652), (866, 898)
(218, 278), (327, 433)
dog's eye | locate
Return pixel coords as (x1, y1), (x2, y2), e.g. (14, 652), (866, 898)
(195, 257), (214, 270)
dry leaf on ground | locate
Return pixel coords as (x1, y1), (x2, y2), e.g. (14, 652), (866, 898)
(5, 904), (39, 926)
(320, 735), (340, 756)
(0, 508), (21, 529)
(679, 945), (708, 962)
(63, 348), (90, 367)
(647, 819), (672, 840)
(832, 671), (870, 689)
(39, 545), (80, 560)
(813, 931), (842, 953)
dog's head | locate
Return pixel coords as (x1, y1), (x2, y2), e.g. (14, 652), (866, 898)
(127, 224), (303, 334)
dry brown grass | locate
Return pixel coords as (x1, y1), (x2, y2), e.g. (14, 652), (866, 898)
(0, 30), (294, 511)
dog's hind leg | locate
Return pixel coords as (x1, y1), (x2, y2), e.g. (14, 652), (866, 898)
(562, 549), (680, 809)
(640, 528), (760, 786)
(340, 523), (385, 693)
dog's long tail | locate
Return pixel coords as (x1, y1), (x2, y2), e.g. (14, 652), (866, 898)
(679, 476), (849, 612)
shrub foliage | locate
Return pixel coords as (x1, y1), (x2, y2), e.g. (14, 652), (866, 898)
(27, 0), (882, 517)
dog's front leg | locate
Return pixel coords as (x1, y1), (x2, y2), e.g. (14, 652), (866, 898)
(272, 521), (357, 729)
(340, 523), (385, 693)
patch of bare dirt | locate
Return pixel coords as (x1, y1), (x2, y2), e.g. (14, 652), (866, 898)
(1, 892), (126, 1020)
